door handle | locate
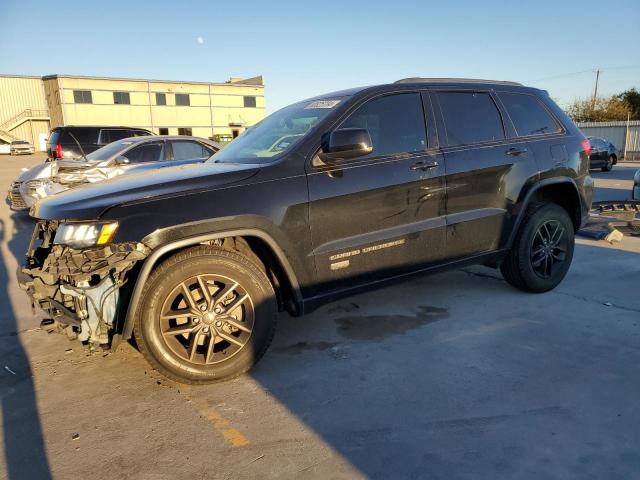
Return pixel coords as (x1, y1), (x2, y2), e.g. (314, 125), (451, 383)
(505, 147), (528, 157)
(411, 160), (439, 171)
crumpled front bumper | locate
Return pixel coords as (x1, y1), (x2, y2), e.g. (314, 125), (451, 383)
(18, 232), (150, 344)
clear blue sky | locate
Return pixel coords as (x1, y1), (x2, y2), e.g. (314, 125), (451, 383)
(2, 0), (639, 112)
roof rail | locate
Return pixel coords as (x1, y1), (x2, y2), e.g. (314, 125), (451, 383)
(394, 77), (523, 86)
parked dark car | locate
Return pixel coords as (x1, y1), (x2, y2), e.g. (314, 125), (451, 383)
(587, 136), (618, 171)
(8, 136), (222, 210)
(46, 126), (153, 160)
(18, 78), (593, 383)
(633, 168), (640, 200)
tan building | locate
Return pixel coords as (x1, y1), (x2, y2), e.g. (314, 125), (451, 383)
(0, 73), (265, 150)
(0, 75), (51, 150)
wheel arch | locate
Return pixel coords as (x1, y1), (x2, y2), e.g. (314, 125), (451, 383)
(506, 177), (583, 249)
(114, 228), (304, 348)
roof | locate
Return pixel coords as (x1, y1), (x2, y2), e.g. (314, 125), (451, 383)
(114, 135), (223, 149)
(41, 73), (264, 87)
(303, 77), (532, 104)
(395, 77), (523, 86)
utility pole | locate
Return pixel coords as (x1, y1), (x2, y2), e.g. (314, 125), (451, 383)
(592, 68), (601, 105)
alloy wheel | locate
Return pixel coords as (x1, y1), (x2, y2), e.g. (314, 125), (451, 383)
(530, 220), (568, 279)
(158, 274), (254, 365)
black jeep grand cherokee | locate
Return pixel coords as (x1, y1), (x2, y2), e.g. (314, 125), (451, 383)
(19, 78), (593, 383)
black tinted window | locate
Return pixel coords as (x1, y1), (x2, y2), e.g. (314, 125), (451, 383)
(178, 127), (192, 136)
(158, 128), (169, 135)
(63, 128), (98, 144)
(156, 93), (166, 105)
(499, 93), (560, 136)
(340, 93), (426, 157)
(113, 92), (130, 105)
(124, 142), (164, 163)
(100, 129), (136, 144)
(437, 92), (504, 146)
(73, 90), (92, 104)
(244, 96), (257, 108)
(175, 94), (190, 106)
(171, 141), (212, 160)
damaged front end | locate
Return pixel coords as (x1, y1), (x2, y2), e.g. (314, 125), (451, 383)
(18, 221), (150, 347)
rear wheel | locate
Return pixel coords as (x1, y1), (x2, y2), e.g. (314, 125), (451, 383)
(134, 246), (277, 384)
(500, 203), (575, 293)
(602, 156), (613, 172)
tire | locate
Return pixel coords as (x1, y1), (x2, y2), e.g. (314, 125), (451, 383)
(133, 245), (277, 384)
(500, 203), (575, 293)
(602, 156), (613, 172)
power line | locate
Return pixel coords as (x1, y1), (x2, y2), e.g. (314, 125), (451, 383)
(526, 65), (640, 83)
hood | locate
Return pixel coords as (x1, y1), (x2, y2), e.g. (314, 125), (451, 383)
(15, 159), (99, 183)
(32, 161), (260, 220)
(15, 163), (53, 182)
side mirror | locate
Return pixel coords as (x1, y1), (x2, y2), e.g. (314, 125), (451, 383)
(319, 128), (373, 162)
(116, 155), (130, 164)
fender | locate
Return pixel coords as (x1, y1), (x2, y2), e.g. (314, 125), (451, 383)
(505, 176), (582, 250)
(114, 227), (304, 348)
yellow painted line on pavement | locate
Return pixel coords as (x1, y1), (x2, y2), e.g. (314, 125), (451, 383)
(181, 386), (250, 447)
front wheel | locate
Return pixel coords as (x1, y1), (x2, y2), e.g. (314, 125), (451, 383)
(500, 203), (575, 293)
(134, 246), (277, 384)
(602, 156), (613, 172)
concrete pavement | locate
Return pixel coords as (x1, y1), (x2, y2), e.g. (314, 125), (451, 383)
(0, 155), (639, 479)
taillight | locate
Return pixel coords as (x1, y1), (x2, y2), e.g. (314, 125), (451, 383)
(581, 138), (591, 156)
(54, 143), (62, 159)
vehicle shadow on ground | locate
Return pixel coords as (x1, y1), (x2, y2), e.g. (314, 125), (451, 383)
(0, 214), (51, 479)
(240, 240), (640, 478)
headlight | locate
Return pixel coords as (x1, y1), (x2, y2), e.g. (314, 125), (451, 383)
(54, 222), (119, 249)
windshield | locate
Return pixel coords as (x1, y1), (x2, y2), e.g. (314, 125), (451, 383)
(85, 140), (134, 161)
(211, 97), (345, 164)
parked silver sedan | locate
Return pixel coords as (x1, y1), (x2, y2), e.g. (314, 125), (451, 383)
(8, 135), (222, 210)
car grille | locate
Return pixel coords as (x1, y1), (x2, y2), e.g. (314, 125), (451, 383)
(9, 182), (28, 210)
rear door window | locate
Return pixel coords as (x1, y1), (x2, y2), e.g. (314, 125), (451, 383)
(171, 141), (213, 160)
(436, 92), (504, 146)
(123, 142), (165, 163)
(498, 93), (561, 137)
(64, 128), (99, 144)
(340, 93), (427, 158)
(100, 129), (135, 144)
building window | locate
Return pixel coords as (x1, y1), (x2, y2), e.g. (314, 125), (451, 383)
(113, 91), (130, 105)
(158, 127), (169, 135)
(73, 90), (93, 104)
(175, 93), (190, 106)
(243, 96), (257, 108)
(156, 93), (166, 105)
(178, 127), (192, 136)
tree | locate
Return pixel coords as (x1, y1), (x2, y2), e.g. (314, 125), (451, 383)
(617, 88), (640, 119)
(566, 95), (630, 122)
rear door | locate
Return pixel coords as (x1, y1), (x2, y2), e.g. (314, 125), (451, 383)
(307, 91), (446, 294)
(432, 89), (538, 258)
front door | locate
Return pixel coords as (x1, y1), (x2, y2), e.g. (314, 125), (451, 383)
(307, 92), (446, 295)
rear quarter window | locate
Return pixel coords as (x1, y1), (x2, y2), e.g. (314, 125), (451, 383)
(498, 93), (561, 137)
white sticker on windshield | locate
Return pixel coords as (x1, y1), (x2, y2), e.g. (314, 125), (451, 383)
(305, 99), (340, 109)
